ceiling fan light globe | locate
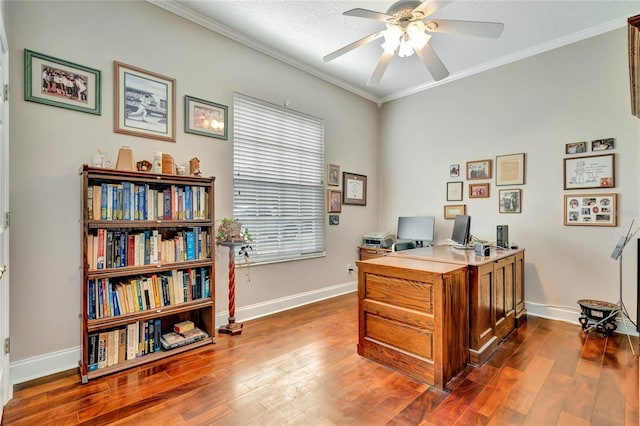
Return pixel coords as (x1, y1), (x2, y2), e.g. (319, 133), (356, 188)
(398, 38), (414, 57)
(382, 26), (402, 52)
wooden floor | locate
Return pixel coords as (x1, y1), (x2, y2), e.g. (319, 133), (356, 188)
(2, 292), (639, 425)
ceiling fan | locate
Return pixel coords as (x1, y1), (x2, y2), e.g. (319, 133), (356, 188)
(323, 0), (505, 86)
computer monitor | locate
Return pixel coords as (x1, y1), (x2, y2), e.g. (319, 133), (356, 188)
(397, 216), (435, 248)
(451, 215), (472, 249)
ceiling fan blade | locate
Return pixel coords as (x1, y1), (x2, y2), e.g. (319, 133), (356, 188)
(323, 31), (385, 62)
(367, 50), (394, 86)
(344, 8), (394, 22)
(413, 1), (454, 18)
(414, 43), (449, 81)
(426, 19), (505, 38)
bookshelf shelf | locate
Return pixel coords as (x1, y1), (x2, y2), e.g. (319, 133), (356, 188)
(79, 165), (216, 383)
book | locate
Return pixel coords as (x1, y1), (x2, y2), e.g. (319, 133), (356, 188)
(88, 333), (98, 371)
(97, 332), (108, 369)
(126, 322), (138, 361)
(118, 328), (127, 362)
(174, 320), (194, 334)
(153, 319), (162, 352)
(160, 327), (208, 350)
(96, 229), (105, 269)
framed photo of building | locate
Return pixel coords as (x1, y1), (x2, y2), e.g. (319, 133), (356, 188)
(563, 154), (614, 190)
(495, 153), (525, 186)
(24, 49), (101, 115)
(564, 193), (617, 226)
(466, 159), (492, 180)
(184, 95), (227, 139)
(114, 61), (176, 142)
(499, 189), (522, 213)
(342, 172), (367, 206)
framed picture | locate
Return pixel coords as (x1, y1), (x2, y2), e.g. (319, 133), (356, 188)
(444, 204), (466, 219)
(24, 49), (101, 115)
(466, 159), (492, 180)
(495, 153), (525, 186)
(114, 61), (176, 142)
(565, 141), (587, 154)
(564, 193), (617, 226)
(327, 164), (340, 186)
(499, 189), (522, 213)
(184, 95), (227, 139)
(327, 189), (342, 213)
(563, 154), (614, 190)
(447, 181), (463, 201)
(342, 172), (367, 206)
(329, 215), (340, 225)
(591, 138), (614, 151)
(450, 164), (460, 177)
(469, 183), (490, 198)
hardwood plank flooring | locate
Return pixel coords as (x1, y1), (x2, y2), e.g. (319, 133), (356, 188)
(2, 292), (638, 425)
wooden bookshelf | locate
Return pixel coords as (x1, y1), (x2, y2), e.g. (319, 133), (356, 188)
(79, 165), (216, 383)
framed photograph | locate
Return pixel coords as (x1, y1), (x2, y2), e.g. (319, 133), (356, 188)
(444, 204), (466, 219)
(564, 193), (617, 226)
(24, 49), (101, 115)
(329, 215), (340, 225)
(342, 172), (367, 206)
(327, 164), (340, 186)
(499, 189), (522, 213)
(447, 181), (463, 201)
(114, 61), (176, 142)
(466, 159), (492, 180)
(565, 141), (587, 154)
(469, 183), (490, 198)
(184, 95), (227, 139)
(591, 138), (614, 151)
(563, 154), (614, 190)
(449, 164), (460, 177)
(327, 189), (342, 213)
(495, 153), (525, 186)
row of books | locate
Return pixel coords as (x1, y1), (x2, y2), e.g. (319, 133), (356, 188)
(88, 319), (162, 371)
(87, 268), (210, 319)
(88, 320), (210, 371)
(87, 183), (209, 221)
(87, 227), (209, 270)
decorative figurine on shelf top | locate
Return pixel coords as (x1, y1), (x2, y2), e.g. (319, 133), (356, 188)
(136, 160), (152, 172)
(190, 157), (201, 176)
(215, 218), (252, 244)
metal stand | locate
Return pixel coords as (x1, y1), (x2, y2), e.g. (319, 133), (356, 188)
(218, 242), (245, 335)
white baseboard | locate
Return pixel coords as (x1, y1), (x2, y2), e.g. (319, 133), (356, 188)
(526, 301), (639, 337)
(9, 280), (358, 385)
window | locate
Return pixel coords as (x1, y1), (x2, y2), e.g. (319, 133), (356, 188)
(233, 93), (325, 264)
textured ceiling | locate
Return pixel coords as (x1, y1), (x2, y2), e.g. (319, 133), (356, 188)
(151, 0), (640, 103)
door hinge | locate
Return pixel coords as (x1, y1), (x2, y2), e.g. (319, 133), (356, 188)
(4, 337), (9, 354)
(4, 211), (9, 228)
(3, 84), (8, 102)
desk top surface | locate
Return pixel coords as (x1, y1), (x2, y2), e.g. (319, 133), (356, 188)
(389, 245), (524, 266)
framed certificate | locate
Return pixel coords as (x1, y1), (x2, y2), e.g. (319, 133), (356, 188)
(342, 172), (367, 206)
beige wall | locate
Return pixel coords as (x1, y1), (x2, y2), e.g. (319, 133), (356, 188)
(7, 0), (378, 380)
(378, 28), (640, 324)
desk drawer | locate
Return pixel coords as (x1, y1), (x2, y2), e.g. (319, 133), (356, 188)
(365, 313), (434, 360)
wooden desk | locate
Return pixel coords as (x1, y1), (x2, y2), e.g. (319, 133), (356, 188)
(357, 245), (392, 261)
(391, 246), (526, 365)
(356, 256), (469, 388)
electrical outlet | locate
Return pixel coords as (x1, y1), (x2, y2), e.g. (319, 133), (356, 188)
(347, 263), (354, 273)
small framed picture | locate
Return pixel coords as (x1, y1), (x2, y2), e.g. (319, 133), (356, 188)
(24, 49), (101, 115)
(591, 138), (614, 151)
(444, 204), (466, 219)
(466, 159), (492, 180)
(327, 163), (340, 186)
(565, 141), (587, 154)
(342, 172), (367, 206)
(563, 154), (614, 190)
(447, 181), (463, 201)
(184, 95), (228, 140)
(327, 189), (342, 213)
(499, 189), (522, 213)
(495, 153), (525, 186)
(450, 164), (460, 177)
(564, 193), (617, 226)
(114, 61), (176, 142)
(469, 183), (490, 198)
(329, 215), (340, 225)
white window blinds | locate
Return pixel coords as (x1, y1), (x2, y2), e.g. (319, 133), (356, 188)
(233, 93), (325, 264)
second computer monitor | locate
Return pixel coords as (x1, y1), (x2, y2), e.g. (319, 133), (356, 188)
(397, 216), (435, 248)
(451, 214), (471, 249)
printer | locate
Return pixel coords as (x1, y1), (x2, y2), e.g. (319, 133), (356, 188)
(362, 232), (396, 249)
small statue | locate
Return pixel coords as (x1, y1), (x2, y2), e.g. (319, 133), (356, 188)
(189, 157), (201, 177)
(136, 160), (152, 172)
